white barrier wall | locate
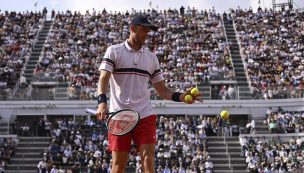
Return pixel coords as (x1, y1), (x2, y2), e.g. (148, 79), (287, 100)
(239, 133), (304, 143)
(0, 98), (303, 122)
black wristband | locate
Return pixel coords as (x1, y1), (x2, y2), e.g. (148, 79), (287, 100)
(172, 92), (182, 102)
(97, 94), (107, 105)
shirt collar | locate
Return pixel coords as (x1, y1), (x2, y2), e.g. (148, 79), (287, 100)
(124, 40), (144, 53)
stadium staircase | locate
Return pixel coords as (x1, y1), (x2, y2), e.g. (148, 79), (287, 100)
(23, 20), (52, 82)
(254, 118), (269, 134)
(207, 136), (247, 173)
(198, 82), (211, 100)
(6, 137), (50, 173)
(54, 82), (69, 100)
(0, 122), (9, 135)
(223, 19), (251, 100)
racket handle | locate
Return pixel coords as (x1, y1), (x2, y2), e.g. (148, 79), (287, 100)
(86, 108), (113, 115)
(86, 108), (114, 115)
(85, 108), (97, 115)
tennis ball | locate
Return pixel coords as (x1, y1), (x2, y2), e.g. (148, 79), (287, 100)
(184, 95), (193, 103)
(220, 110), (229, 120)
(190, 87), (200, 97)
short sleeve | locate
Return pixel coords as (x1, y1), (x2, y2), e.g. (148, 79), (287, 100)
(150, 54), (164, 84)
(99, 46), (116, 72)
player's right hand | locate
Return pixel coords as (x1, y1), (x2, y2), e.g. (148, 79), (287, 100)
(96, 103), (107, 121)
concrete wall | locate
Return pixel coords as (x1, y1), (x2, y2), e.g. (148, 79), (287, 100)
(0, 98), (303, 122)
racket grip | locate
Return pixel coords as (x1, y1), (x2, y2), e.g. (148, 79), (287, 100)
(85, 108), (97, 115)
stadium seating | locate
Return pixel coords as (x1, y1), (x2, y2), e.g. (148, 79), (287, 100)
(0, 6), (304, 173)
(240, 135), (304, 173)
(0, 11), (44, 100)
(0, 137), (15, 172)
(233, 8), (304, 99)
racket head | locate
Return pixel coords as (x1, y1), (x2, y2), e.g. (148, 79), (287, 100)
(107, 109), (140, 136)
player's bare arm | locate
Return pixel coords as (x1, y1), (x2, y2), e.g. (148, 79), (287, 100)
(97, 69), (111, 120)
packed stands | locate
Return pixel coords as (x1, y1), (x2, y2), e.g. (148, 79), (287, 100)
(1, 7), (304, 101)
(233, 8), (304, 99)
(266, 111), (304, 134)
(240, 135), (304, 172)
(0, 11), (45, 100)
(1, 5), (304, 173)
(33, 8), (234, 100)
(10, 110), (301, 172)
(0, 137), (16, 172)
(12, 115), (216, 172)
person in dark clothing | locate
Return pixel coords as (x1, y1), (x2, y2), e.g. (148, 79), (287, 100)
(38, 118), (46, 136)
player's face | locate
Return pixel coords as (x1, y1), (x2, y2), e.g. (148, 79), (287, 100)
(132, 25), (150, 46)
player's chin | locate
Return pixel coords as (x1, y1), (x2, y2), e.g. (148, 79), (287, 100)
(141, 40), (146, 45)
(141, 37), (147, 43)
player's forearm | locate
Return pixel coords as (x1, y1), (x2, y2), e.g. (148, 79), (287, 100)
(153, 80), (180, 101)
(159, 87), (175, 100)
(98, 70), (111, 95)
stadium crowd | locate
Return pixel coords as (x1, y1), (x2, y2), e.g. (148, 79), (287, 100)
(22, 115), (216, 173)
(2, 7), (303, 101)
(240, 108), (304, 172)
(10, 109), (303, 172)
(266, 111), (304, 134)
(233, 7), (304, 99)
(10, 111), (304, 172)
(0, 11), (45, 100)
(1, 7), (304, 173)
(33, 7), (234, 100)
(240, 136), (304, 173)
(0, 137), (16, 173)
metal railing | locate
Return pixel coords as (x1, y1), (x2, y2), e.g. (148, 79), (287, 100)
(224, 134), (234, 172)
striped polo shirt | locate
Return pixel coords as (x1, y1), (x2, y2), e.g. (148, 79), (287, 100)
(99, 41), (164, 119)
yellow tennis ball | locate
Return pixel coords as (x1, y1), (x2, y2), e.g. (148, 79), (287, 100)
(184, 95), (193, 103)
(191, 87), (200, 97)
(220, 110), (229, 120)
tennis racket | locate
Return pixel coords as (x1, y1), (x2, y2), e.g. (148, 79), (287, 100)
(85, 108), (140, 136)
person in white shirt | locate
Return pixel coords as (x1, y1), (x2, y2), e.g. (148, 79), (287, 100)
(93, 148), (102, 158)
(19, 75), (27, 87)
(58, 166), (65, 173)
(96, 14), (201, 173)
(250, 119), (256, 134)
(204, 157), (214, 173)
(37, 160), (47, 173)
(247, 159), (257, 172)
(266, 107), (272, 119)
(50, 165), (59, 173)
(227, 85), (235, 99)
(296, 137), (303, 148)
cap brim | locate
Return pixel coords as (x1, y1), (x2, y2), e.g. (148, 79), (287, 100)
(141, 24), (158, 31)
(150, 26), (158, 31)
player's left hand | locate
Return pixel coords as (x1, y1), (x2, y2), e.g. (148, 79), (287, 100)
(179, 87), (203, 104)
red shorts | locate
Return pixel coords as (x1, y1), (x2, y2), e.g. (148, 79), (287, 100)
(108, 115), (157, 152)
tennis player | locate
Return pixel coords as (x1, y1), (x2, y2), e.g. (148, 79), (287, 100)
(96, 14), (201, 173)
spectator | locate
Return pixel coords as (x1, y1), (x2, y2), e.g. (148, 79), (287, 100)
(37, 159), (48, 173)
(250, 119), (255, 134)
(219, 85), (228, 100)
(227, 85), (236, 99)
(240, 135), (304, 173)
(26, 83), (32, 100)
(204, 156), (214, 173)
(268, 119), (277, 133)
(233, 8), (304, 99)
(50, 165), (58, 173)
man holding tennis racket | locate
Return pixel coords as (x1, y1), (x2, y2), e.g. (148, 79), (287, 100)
(96, 14), (201, 173)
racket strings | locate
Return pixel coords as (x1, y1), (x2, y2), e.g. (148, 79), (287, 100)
(108, 112), (139, 135)
(108, 119), (137, 134)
